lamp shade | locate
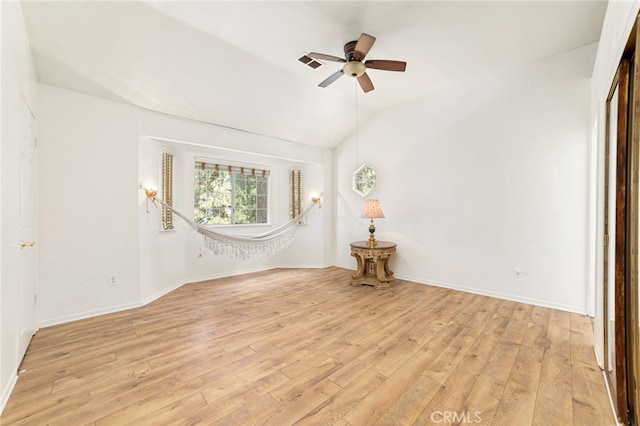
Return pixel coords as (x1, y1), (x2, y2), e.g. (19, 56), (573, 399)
(361, 199), (385, 219)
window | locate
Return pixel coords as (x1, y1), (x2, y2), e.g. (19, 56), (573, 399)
(353, 164), (377, 197)
(194, 160), (269, 225)
(289, 169), (304, 220)
(161, 150), (175, 231)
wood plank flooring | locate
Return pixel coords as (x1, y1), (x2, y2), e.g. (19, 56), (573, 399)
(1, 267), (614, 425)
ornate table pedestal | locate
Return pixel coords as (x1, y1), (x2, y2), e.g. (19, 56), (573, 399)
(349, 241), (397, 289)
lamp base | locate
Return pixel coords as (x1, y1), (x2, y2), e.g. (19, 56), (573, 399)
(368, 219), (377, 247)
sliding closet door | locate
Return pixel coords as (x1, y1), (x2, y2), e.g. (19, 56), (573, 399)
(604, 15), (640, 425)
(604, 57), (631, 425)
(604, 77), (618, 402)
(630, 19), (640, 426)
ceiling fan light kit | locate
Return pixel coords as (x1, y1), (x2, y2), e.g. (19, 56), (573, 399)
(343, 61), (366, 77)
(307, 32), (407, 93)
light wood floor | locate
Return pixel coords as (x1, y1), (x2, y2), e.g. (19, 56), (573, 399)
(2, 267), (614, 425)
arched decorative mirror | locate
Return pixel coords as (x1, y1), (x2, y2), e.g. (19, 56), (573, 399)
(353, 164), (377, 197)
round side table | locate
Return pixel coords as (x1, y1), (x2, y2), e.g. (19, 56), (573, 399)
(349, 241), (397, 289)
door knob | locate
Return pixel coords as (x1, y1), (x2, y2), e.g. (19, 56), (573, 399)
(20, 241), (35, 249)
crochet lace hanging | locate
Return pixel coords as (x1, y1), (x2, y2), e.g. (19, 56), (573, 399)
(147, 192), (320, 259)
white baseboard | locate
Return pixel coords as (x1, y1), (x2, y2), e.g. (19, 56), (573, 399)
(0, 373), (18, 416)
(38, 300), (143, 328)
(333, 262), (587, 315)
(39, 265), (318, 328)
(412, 275), (586, 315)
(141, 266), (273, 306)
(38, 263), (587, 330)
(159, 264), (326, 294)
(271, 263), (327, 269)
(600, 366), (622, 425)
(140, 279), (191, 307)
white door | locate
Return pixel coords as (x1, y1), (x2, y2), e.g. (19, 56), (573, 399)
(17, 94), (37, 362)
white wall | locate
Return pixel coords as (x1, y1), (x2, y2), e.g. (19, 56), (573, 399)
(36, 88), (332, 327)
(0, 1), (38, 413)
(38, 85), (141, 326)
(335, 43), (596, 314)
(137, 112), (330, 303)
(591, 0), (640, 368)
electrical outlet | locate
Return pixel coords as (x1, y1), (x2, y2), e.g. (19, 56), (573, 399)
(513, 267), (523, 278)
(108, 274), (118, 286)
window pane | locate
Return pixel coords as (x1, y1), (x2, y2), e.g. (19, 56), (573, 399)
(194, 169), (233, 225)
(194, 162), (269, 225)
(258, 179), (268, 194)
(257, 208), (268, 223)
(257, 194), (267, 209)
(235, 175), (258, 224)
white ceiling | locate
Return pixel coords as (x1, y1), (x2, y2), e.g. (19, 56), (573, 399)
(21, 1), (607, 148)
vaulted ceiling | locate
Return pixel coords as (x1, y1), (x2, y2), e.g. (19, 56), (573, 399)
(21, 1), (607, 148)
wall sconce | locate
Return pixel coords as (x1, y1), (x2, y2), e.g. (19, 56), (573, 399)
(361, 198), (385, 247)
(140, 184), (158, 213)
(144, 187), (158, 200)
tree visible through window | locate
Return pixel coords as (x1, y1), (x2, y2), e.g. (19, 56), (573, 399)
(194, 161), (269, 225)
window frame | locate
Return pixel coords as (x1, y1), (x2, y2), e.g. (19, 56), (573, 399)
(193, 158), (271, 227)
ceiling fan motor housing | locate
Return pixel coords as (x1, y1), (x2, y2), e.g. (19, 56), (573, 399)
(344, 40), (365, 61)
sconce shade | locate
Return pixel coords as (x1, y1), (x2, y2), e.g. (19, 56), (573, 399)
(361, 199), (385, 219)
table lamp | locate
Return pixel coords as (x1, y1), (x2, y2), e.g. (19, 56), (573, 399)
(361, 199), (385, 247)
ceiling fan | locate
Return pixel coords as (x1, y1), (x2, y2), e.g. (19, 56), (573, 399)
(309, 33), (407, 93)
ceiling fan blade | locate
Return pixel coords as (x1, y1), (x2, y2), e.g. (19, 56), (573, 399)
(354, 33), (376, 58)
(318, 69), (344, 88)
(365, 60), (407, 72)
(308, 52), (346, 63)
(357, 72), (374, 93)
